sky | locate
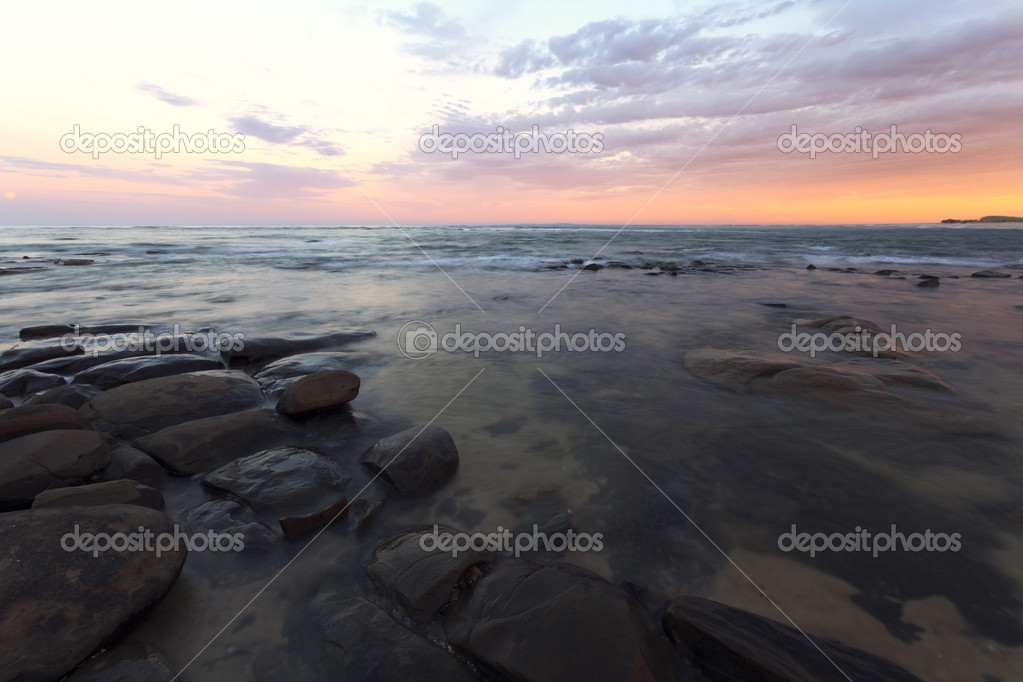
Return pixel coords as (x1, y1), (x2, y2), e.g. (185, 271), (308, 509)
(0, 0), (1020, 226)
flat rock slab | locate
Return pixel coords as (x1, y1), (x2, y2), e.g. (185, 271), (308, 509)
(971, 270), (1012, 278)
(0, 429), (110, 508)
(366, 526), (492, 622)
(73, 354), (224, 390)
(31, 478), (163, 509)
(683, 348), (804, 390)
(25, 383), (104, 409)
(0, 505), (186, 682)
(202, 446), (349, 537)
(80, 370), (265, 439)
(0, 368), (66, 397)
(444, 560), (680, 682)
(663, 596), (923, 682)
(133, 409), (304, 475)
(276, 369), (360, 417)
(0, 339), (83, 373)
(222, 330), (376, 366)
(362, 425), (459, 496)
(0, 403), (93, 443)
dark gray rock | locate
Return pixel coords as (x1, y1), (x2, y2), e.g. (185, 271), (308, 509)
(202, 447), (349, 537)
(133, 409), (304, 475)
(222, 330), (376, 366)
(182, 499), (278, 549)
(971, 270), (1012, 278)
(0, 505), (186, 682)
(0, 368), (65, 397)
(25, 383), (104, 409)
(0, 403), (93, 443)
(31, 479), (163, 509)
(917, 278), (940, 288)
(663, 596), (923, 682)
(362, 425), (459, 496)
(98, 445), (166, 486)
(0, 339), (83, 373)
(73, 354), (224, 389)
(64, 642), (173, 682)
(0, 430), (110, 508)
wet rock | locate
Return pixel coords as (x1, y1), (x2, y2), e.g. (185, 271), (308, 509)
(56, 258), (94, 266)
(253, 350), (370, 396)
(0, 430), (109, 508)
(0, 505), (186, 682)
(917, 278), (940, 288)
(202, 447), (349, 537)
(25, 383), (104, 409)
(80, 370), (265, 439)
(663, 596), (923, 682)
(918, 274), (940, 280)
(351, 496), (386, 532)
(19, 323), (150, 341)
(276, 370), (360, 418)
(759, 302), (788, 308)
(133, 409), (303, 475)
(0, 339), (83, 373)
(683, 348), (802, 390)
(182, 499), (278, 549)
(836, 359), (955, 393)
(767, 366), (886, 393)
(221, 330), (375, 366)
(73, 354), (224, 390)
(0, 368), (66, 397)
(874, 269), (900, 276)
(569, 258), (585, 264)
(0, 396), (11, 410)
(971, 270), (1012, 278)
(444, 560), (680, 682)
(362, 425), (459, 496)
(98, 445), (167, 486)
(0, 403), (93, 443)
(31, 478), (163, 509)
(806, 264), (817, 270)
(65, 642), (173, 682)
(581, 262), (604, 271)
(366, 526), (492, 622)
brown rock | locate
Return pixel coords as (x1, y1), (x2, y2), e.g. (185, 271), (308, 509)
(276, 370), (360, 417)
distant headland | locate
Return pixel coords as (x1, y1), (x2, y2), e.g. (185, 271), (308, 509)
(941, 215), (1023, 224)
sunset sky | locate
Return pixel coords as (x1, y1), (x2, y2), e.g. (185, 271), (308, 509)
(1, 0), (1020, 226)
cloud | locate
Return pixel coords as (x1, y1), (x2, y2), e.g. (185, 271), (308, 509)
(228, 114), (345, 157)
(137, 82), (200, 107)
(381, 3), (473, 62)
(197, 161), (355, 198)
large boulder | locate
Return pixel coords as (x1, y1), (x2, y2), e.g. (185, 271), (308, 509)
(362, 425), (459, 496)
(79, 370), (265, 439)
(25, 383), (104, 409)
(97, 445), (166, 486)
(366, 526), (492, 622)
(662, 596), (923, 681)
(444, 560), (680, 682)
(132, 409), (303, 475)
(202, 447), (349, 537)
(64, 642), (173, 682)
(275, 370), (360, 418)
(253, 351), (371, 396)
(222, 330), (375, 366)
(0, 430), (109, 508)
(73, 354), (224, 390)
(0, 404), (93, 443)
(0, 368), (65, 397)
(0, 505), (186, 682)
(31, 479), (163, 509)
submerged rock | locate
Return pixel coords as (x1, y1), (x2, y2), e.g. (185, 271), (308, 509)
(663, 596), (923, 681)
(362, 425), (459, 496)
(683, 348), (802, 390)
(0, 505), (186, 682)
(182, 499), (278, 549)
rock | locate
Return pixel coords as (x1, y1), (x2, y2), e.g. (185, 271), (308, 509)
(0, 368), (65, 397)
(221, 330), (375, 365)
(56, 258), (94, 266)
(133, 409), (303, 475)
(759, 302), (788, 308)
(64, 642), (173, 682)
(581, 262), (604, 271)
(918, 274), (940, 280)
(79, 370), (265, 439)
(0, 403), (93, 443)
(0, 339), (82, 373)
(971, 270), (1012, 278)
(73, 354), (224, 390)
(0, 505), (186, 682)
(98, 445), (167, 486)
(0, 430), (109, 508)
(874, 269), (899, 276)
(253, 350), (370, 396)
(917, 278), (940, 288)
(19, 323), (149, 342)
(257, 595), (477, 681)
(569, 258), (584, 264)
(366, 526), (492, 622)
(836, 359), (955, 393)
(444, 560), (680, 682)
(806, 264), (817, 270)
(362, 425), (459, 496)
(276, 370), (360, 418)
(202, 447), (349, 537)
(0, 396), (11, 410)
(25, 383), (104, 409)
(182, 499), (277, 549)
(31, 479), (163, 509)
(766, 366), (886, 393)
(663, 596), (923, 682)
(683, 349), (803, 390)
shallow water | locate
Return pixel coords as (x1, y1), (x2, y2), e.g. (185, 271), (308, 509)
(2, 225), (1022, 681)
